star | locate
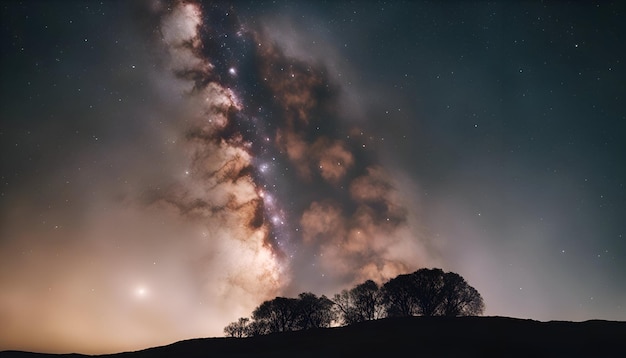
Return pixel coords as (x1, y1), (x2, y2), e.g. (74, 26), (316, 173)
(134, 286), (149, 299)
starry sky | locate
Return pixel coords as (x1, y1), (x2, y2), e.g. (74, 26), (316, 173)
(1, 0), (625, 354)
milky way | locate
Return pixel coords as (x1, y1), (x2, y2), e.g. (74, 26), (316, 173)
(152, 1), (433, 295)
(2, 0), (624, 354)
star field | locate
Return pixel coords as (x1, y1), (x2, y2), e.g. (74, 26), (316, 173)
(1, 0), (625, 355)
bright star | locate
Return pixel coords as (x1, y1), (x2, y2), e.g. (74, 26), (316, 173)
(134, 285), (149, 299)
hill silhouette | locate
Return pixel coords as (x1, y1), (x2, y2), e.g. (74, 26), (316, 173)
(2, 316), (625, 358)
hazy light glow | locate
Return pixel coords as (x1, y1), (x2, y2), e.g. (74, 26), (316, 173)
(134, 286), (149, 299)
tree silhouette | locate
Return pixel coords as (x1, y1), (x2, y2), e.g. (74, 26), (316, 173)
(381, 273), (421, 317)
(382, 268), (484, 317)
(224, 268), (484, 336)
(223, 317), (250, 338)
(252, 297), (300, 333)
(333, 279), (385, 325)
(246, 319), (270, 336)
(439, 271), (485, 316)
(247, 293), (336, 334)
(295, 292), (336, 330)
(413, 267), (445, 316)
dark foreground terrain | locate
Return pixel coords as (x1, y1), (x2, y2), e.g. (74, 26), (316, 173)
(2, 316), (626, 358)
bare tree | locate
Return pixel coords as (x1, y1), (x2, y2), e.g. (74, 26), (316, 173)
(334, 280), (385, 325)
(223, 317), (250, 338)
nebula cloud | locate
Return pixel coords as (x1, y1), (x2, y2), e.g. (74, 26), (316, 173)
(151, 0), (287, 304)
(149, 0), (436, 297)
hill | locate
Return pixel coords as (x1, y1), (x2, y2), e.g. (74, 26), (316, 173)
(2, 316), (625, 358)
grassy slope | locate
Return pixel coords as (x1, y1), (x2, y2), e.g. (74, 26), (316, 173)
(2, 316), (626, 358)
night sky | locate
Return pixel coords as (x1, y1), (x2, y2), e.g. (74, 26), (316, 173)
(1, 0), (625, 354)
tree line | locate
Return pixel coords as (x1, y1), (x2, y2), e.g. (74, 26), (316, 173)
(224, 268), (484, 337)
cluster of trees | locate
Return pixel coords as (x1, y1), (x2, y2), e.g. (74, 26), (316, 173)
(224, 268), (484, 337)
(224, 293), (335, 337)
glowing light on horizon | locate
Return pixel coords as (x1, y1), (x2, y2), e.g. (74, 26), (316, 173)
(133, 285), (149, 299)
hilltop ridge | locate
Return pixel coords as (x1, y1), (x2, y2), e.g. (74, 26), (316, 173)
(2, 316), (625, 358)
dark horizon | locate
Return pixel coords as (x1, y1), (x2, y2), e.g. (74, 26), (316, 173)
(3, 316), (626, 357)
